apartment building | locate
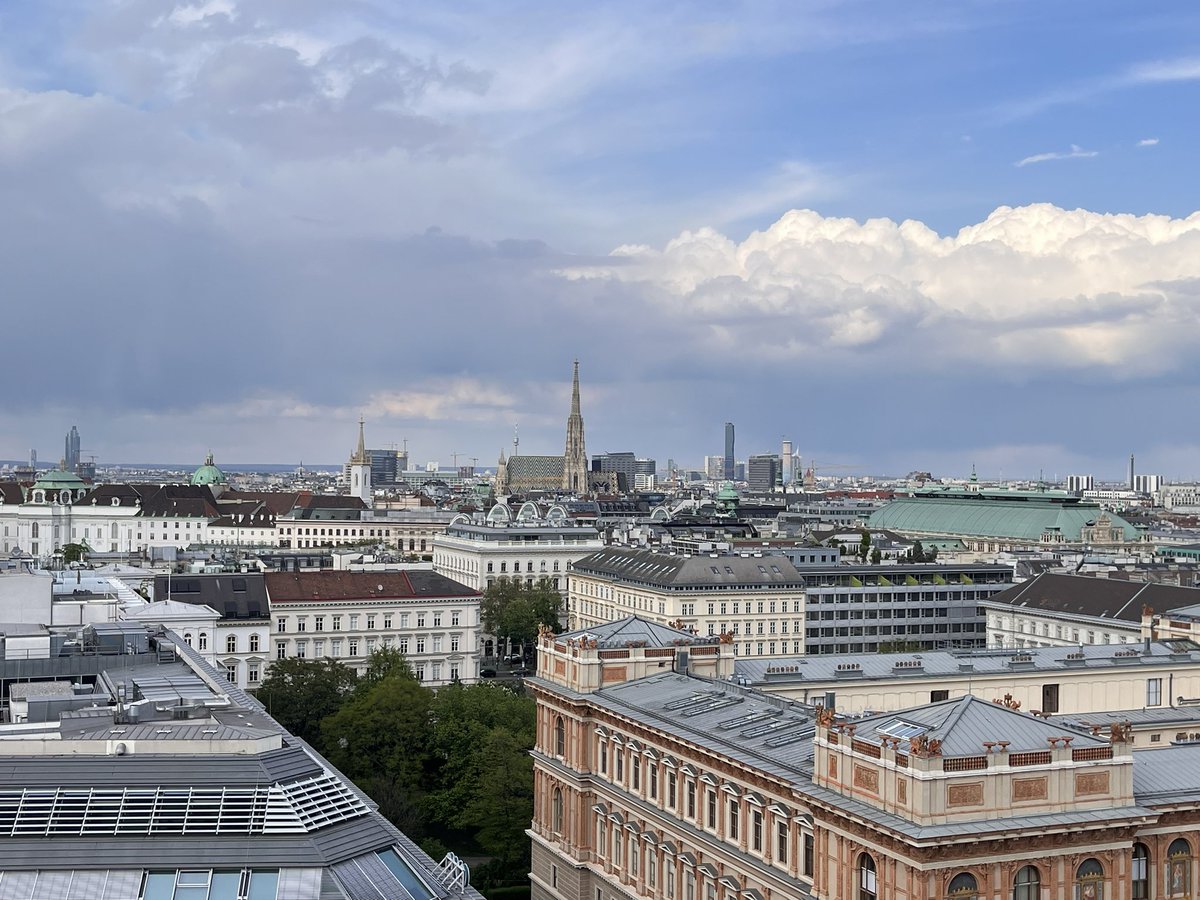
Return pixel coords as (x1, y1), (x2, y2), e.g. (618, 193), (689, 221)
(266, 570), (482, 685)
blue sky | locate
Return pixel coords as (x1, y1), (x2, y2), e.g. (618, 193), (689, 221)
(1, 1), (1199, 480)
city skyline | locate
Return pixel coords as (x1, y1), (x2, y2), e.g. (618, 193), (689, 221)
(3, 4), (1200, 477)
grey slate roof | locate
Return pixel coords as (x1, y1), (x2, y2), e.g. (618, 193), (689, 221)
(736, 639), (1200, 685)
(571, 548), (807, 589)
(559, 616), (717, 649)
(851, 694), (1106, 756)
(986, 572), (1200, 623)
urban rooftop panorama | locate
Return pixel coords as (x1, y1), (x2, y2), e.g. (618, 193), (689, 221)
(5, 3), (1200, 899)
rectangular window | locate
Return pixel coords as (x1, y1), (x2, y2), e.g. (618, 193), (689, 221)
(687, 783), (696, 819)
(296, 619), (306, 633)
(706, 791), (716, 828)
(668, 771), (677, 808)
(777, 821), (788, 864)
(450, 635), (460, 652)
(383, 616), (392, 629)
(433, 614), (442, 627)
(804, 833), (814, 876)
(349, 615), (359, 629)
(632, 757), (640, 790)
(295, 642), (306, 659)
(366, 616), (375, 629)
(348, 639), (359, 655)
(248, 666), (260, 684)
(1041, 683), (1060, 714)
(276, 618), (287, 633)
(728, 800), (739, 840)
(752, 810), (763, 851)
(276, 642), (287, 660)
(1148, 677), (1163, 706)
(314, 616), (324, 632)
(332, 616), (342, 630)
(451, 611), (460, 625)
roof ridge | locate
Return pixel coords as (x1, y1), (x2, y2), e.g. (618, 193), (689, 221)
(934, 694), (977, 736)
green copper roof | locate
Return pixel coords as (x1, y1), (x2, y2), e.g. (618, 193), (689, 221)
(32, 469), (86, 492)
(868, 493), (1140, 542)
(190, 452), (228, 486)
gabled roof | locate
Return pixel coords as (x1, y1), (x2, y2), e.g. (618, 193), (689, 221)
(0, 482), (25, 504)
(853, 695), (1107, 757)
(559, 615), (714, 649)
(987, 572), (1200, 623)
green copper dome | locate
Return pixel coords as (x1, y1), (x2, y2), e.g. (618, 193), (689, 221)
(32, 468), (86, 493)
(190, 452), (228, 486)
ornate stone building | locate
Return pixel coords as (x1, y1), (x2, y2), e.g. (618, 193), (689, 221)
(527, 615), (1200, 900)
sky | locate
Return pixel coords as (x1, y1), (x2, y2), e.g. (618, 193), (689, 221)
(3, 1), (1200, 480)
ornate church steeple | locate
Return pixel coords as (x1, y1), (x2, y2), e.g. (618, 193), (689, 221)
(562, 360), (588, 493)
(349, 417), (372, 506)
(496, 448), (509, 496)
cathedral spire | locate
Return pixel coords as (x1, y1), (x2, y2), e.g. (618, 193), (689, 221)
(562, 360), (588, 494)
(570, 359), (581, 416)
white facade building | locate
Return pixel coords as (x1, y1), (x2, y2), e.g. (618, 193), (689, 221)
(432, 506), (604, 596)
(266, 570), (483, 686)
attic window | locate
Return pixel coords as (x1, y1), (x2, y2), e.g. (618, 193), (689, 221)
(112, 498), (121, 506)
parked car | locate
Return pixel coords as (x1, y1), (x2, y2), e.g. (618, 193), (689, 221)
(480, 668), (497, 678)
(512, 666), (532, 677)
(503, 653), (525, 665)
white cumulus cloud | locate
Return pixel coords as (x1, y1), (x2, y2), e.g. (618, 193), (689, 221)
(1138, 137), (1160, 146)
(562, 204), (1200, 377)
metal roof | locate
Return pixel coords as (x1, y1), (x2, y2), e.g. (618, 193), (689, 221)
(868, 494), (1140, 542)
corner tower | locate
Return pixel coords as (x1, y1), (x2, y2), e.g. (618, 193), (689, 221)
(349, 418), (372, 507)
(561, 360), (587, 494)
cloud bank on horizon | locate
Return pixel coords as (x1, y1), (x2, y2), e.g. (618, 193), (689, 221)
(2, 1), (1200, 479)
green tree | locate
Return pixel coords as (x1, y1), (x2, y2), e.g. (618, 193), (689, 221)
(254, 657), (356, 749)
(907, 540), (926, 563)
(355, 646), (415, 697)
(59, 542), (88, 564)
(858, 530), (871, 562)
(459, 727), (535, 865)
(322, 673), (434, 836)
(481, 576), (563, 654)
(870, 547), (883, 565)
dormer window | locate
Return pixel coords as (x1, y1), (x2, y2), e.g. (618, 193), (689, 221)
(33, 491), (44, 504)
(112, 497), (121, 507)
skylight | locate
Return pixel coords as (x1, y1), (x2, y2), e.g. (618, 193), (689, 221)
(877, 720), (927, 740)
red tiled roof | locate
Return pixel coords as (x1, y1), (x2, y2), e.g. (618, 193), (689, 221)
(265, 570), (478, 603)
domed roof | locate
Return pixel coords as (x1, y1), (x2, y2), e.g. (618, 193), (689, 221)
(190, 452), (228, 486)
(32, 467), (86, 492)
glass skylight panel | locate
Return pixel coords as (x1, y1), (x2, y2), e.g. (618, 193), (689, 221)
(878, 719), (926, 739)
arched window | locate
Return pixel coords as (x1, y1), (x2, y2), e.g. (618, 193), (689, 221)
(1075, 858), (1104, 900)
(948, 872), (978, 898)
(859, 854), (877, 900)
(198, 633), (208, 651)
(551, 787), (563, 833)
(1168, 838), (1192, 897)
(554, 716), (566, 756)
(1013, 866), (1040, 900)
(183, 633), (193, 647)
(226, 635), (237, 654)
(1132, 843), (1150, 899)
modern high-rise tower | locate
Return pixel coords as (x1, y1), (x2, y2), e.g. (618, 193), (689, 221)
(781, 439), (794, 486)
(64, 426), (81, 472)
(562, 361), (588, 493)
(723, 422), (735, 480)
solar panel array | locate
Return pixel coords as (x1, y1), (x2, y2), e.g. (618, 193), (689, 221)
(0, 773), (367, 838)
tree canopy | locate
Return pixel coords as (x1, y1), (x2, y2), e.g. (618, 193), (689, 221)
(480, 576), (563, 651)
(254, 657), (356, 747)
